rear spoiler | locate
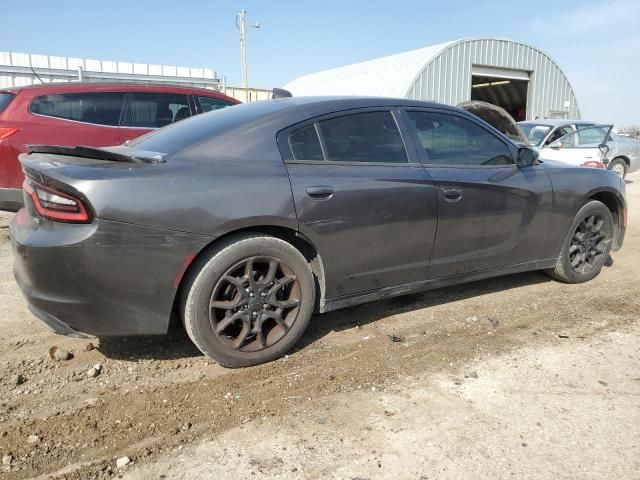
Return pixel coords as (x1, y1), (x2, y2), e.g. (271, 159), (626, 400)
(26, 145), (165, 164)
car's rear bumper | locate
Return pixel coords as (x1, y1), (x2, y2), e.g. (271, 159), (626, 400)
(27, 303), (94, 338)
(10, 208), (212, 337)
(0, 187), (23, 211)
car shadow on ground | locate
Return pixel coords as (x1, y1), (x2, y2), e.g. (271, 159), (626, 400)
(97, 270), (552, 362)
(297, 270), (552, 350)
(97, 328), (201, 362)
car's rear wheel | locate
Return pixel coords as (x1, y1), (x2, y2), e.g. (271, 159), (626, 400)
(546, 200), (614, 283)
(608, 158), (627, 179)
(181, 234), (315, 367)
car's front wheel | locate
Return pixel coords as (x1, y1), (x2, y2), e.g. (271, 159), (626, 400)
(546, 200), (614, 283)
(181, 234), (315, 367)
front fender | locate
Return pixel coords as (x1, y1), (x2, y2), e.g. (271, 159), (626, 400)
(541, 165), (626, 257)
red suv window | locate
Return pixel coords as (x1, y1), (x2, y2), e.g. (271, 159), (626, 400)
(197, 95), (234, 113)
(30, 92), (125, 126)
(122, 92), (191, 128)
(0, 92), (15, 113)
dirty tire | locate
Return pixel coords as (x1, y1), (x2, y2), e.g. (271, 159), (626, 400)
(608, 158), (627, 179)
(546, 200), (614, 283)
(181, 234), (315, 367)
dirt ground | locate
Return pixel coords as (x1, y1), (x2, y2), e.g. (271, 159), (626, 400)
(0, 173), (638, 480)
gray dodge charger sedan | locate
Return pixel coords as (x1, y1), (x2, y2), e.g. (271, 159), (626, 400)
(10, 97), (627, 367)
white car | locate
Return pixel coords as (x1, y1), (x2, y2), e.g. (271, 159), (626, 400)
(519, 119), (639, 178)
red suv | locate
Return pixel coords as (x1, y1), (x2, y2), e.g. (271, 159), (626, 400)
(0, 83), (239, 210)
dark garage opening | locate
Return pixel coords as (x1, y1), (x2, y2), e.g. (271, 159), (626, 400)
(471, 75), (528, 121)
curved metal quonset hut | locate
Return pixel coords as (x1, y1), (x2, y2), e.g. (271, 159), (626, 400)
(284, 38), (580, 121)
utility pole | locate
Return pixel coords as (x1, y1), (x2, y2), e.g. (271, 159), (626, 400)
(238, 9), (248, 90)
(236, 9), (260, 101)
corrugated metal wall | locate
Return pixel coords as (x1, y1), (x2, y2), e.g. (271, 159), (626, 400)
(407, 39), (580, 120)
(0, 52), (221, 90)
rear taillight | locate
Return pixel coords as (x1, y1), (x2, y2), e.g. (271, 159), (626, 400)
(581, 161), (605, 169)
(23, 179), (91, 223)
(0, 127), (18, 140)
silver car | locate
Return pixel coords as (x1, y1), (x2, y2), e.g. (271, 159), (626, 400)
(518, 119), (640, 178)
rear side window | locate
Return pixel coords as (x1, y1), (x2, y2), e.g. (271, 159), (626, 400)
(30, 92), (125, 126)
(557, 125), (611, 148)
(122, 93), (191, 128)
(406, 111), (513, 166)
(0, 93), (15, 113)
(288, 124), (323, 160)
(317, 111), (408, 163)
(198, 96), (234, 113)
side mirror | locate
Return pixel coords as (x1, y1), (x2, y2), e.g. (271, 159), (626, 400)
(517, 147), (539, 167)
(598, 144), (610, 155)
(549, 140), (562, 149)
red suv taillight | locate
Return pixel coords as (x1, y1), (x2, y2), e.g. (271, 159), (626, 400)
(0, 127), (18, 140)
(23, 179), (91, 223)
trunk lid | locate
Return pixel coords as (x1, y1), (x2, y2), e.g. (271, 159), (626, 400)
(19, 145), (167, 220)
(20, 145), (166, 183)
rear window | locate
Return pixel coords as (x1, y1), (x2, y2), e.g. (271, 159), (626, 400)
(0, 93), (15, 113)
(130, 101), (288, 157)
(30, 92), (125, 126)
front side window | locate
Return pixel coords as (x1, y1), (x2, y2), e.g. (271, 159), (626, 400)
(30, 92), (125, 126)
(317, 111), (408, 163)
(288, 124), (323, 160)
(407, 111), (513, 166)
(545, 126), (573, 145)
(198, 96), (234, 113)
(123, 93), (190, 128)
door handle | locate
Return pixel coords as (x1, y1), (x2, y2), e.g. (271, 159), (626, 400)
(306, 186), (335, 198)
(442, 188), (463, 202)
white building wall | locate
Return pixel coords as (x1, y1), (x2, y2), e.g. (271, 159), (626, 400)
(0, 51), (221, 90)
(408, 39), (580, 120)
(285, 38), (580, 121)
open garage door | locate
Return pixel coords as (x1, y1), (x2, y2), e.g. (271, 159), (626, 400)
(471, 66), (529, 121)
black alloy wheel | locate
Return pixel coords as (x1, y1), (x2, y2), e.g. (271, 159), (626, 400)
(546, 200), (614, 283)
(209, 256), (301, 352)
(181, 234), (315, 367)
(568, 214), (611, 275)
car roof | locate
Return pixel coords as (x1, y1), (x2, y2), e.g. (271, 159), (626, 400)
(269, 95), (460, 113)
(3, 82), (237, 100)
(518, 119), (595, 127)
(133, 96), (512, 160)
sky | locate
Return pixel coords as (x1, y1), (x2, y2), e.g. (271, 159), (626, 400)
(2, 0), (638, 126)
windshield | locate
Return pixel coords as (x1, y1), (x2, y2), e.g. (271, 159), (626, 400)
(519, 124), (553, 146)
(130, 100), (290, 157)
